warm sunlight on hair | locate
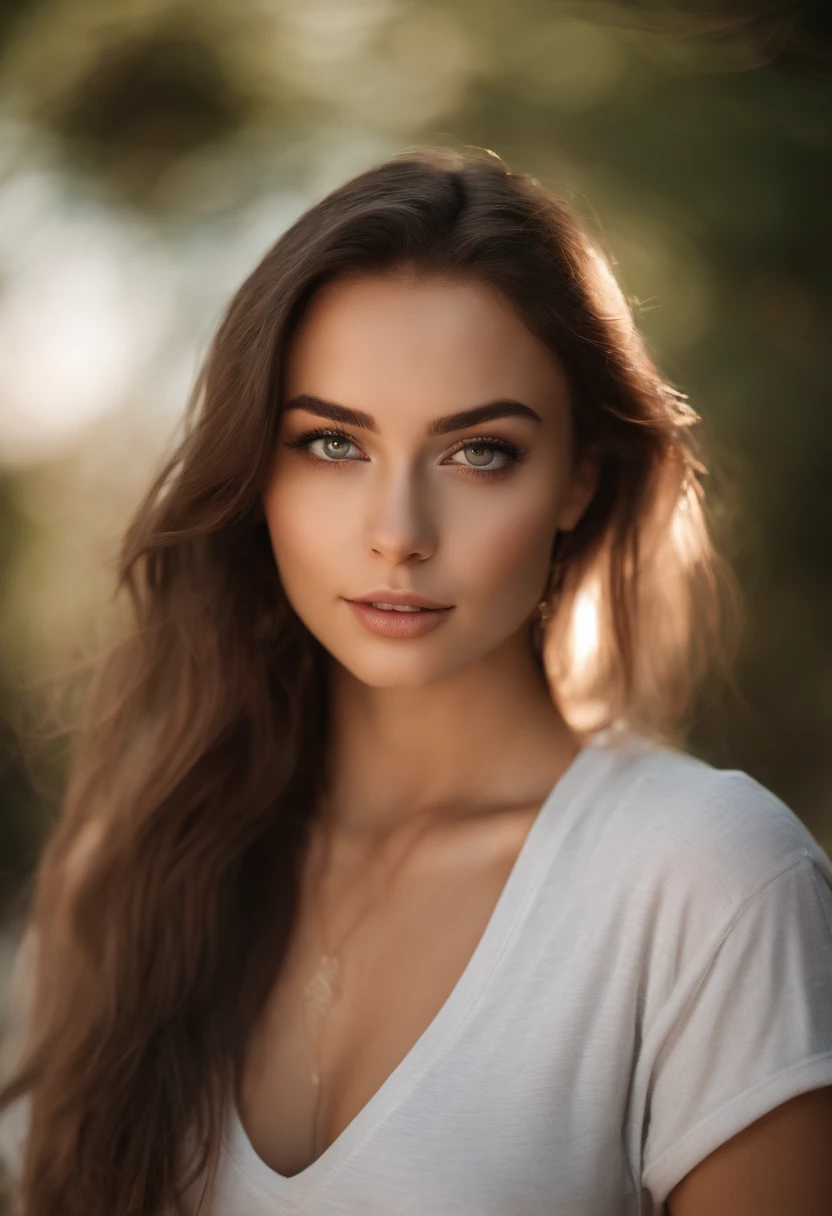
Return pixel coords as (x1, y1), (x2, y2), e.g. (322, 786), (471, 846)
(569, 582), (601, 678)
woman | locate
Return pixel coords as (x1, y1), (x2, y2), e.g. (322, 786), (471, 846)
(1, 146), (831, 1216)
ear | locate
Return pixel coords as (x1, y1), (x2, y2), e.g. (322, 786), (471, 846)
(558, 454), (600, 532)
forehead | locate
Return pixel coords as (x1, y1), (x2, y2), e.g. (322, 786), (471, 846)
(282, 272), (571, 417)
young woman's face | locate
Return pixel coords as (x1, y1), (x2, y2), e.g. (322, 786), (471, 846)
(264, 271), (597, 688)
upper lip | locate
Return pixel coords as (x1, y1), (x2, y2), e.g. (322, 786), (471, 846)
(348, 589), (454, 609)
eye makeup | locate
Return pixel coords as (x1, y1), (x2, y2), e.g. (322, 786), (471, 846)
(283, 426), (528, 481)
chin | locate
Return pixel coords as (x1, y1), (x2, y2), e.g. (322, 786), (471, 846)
(336, 655), (452, 689)
(325, 639), (474, 689)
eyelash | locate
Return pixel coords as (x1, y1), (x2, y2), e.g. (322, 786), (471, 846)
(283, 427), (527, 479)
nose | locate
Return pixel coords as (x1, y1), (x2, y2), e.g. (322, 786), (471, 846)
(365, 463), (437, 566)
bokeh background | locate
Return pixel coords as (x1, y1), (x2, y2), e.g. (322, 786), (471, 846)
(0, 0), (829, 1185)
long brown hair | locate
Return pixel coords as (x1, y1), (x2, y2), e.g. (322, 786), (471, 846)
(0, 145), (740, 1214)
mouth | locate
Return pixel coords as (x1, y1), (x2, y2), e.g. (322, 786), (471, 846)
(347, 589), (454, 611)
(344, 598), (455, 639)
(352, 601), (443, 613)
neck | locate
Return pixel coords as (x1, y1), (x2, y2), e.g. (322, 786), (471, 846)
(319, 629), (582, 838)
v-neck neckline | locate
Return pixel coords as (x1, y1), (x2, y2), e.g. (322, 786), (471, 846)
(223, 728), (616, 1210)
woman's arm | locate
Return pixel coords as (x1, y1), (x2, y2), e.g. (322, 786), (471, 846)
(667, 1086), (832, 1215)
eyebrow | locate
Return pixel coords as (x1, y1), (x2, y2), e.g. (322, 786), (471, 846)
(282, 393), (543, 436)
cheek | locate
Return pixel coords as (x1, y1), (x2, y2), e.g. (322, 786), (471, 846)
(464, 499), (556, 602)
(262, 472), (348, 597)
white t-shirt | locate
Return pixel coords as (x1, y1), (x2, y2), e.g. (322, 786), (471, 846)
(3, 728), (832, 1215)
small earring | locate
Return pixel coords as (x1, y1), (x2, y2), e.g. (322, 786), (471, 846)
(535, 558), (563, 629)
(535, 594), (553, 627)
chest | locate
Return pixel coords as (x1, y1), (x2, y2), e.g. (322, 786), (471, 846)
(214, 848), (644, 1216)
(236, 807), (538, 1179)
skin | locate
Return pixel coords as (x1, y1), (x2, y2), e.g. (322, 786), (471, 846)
(666, 1086), (832, 1215)
(263, 267), (599, 842)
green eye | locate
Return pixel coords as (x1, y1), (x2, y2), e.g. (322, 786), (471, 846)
(284, 429), (526, 478)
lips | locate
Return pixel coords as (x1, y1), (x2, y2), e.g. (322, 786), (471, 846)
(345, 598), (455, 639)
(363, 602), (433, 612)
(349, 589), (453, 610)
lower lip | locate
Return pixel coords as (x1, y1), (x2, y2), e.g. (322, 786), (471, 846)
(345, 600), (454, 638)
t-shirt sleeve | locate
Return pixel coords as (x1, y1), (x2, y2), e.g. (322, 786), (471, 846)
(640, 849), (832, 1207)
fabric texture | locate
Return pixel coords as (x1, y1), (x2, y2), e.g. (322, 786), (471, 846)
(3, 728), (832, 1215)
